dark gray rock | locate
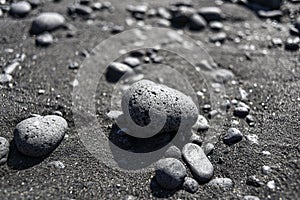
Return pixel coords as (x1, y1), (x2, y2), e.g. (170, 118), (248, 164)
(155, 158), (187, 189)
(28, 0), (41, 8)
(73, 4), (93, 16)
(183, 177), (199, 193)
(171, 6), (196, 28)
(208, 178), (234, 190)
(0, 74), (13, 84)
(121, 80), (198, 138)
(0, 137), (9, 165)
(182, 143), (214, 183)
(106, 62), (134, 83)
(223, 128), (243, 145)
(164, 145), (181, 159)
(36, 33), (54, 46)
(233, 106), (249, 118)
(192, 115), (209, 131)
(198, 7), (224, 22)
(189, 14), (207, 31)
(10, 1), (31, 17)
(30, 12), (65, 35)
(14, 115), (68, 157)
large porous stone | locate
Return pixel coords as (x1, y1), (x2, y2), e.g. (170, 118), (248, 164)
(14, 115), (68, 157)
(121, 80), (198, 138)
(30, 12), (65, 34)
(182, 143), (214, 183)
(155, 158), (187, 189)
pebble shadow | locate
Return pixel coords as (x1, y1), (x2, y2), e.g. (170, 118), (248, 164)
(7, 140), (47, 170)
(150, 177), (177, 198)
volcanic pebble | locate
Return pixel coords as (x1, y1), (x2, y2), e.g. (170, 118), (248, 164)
(10, 1), (32, 17)
(121, 80), (198, 137)
(0, 137), (9, 165)
(30, 12), (65, 34)
(155, 158), (187, 189)
(182, 143), (214, 183)
(14, 115), (68, 157)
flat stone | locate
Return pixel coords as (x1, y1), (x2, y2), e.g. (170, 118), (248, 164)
(182, 143), (214, 183)
(257, 10), (282, 19)
(208, 177), (234, 189)
(183, 177), (199, 193)
(209, 21), (223, 31)
(30, 12), (65, 35)
(47, 160), (65, 169)
(155, 158), (187, 189)
(192, 115), (209, 131)
(14, 115), (68, 157)
(121, 80), (198, 138)
(0, 137), (9, 165)
(10, 1), (31, 17)
(223, 128), (243, 145)
(210, 69), (234, 83)
(209, 32), (227, 43)
(198, 7), (224, 22)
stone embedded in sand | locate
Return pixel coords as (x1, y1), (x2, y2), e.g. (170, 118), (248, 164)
(123, 57), (140, 68)
(0, 137), (9, 165)
(208, 177), (234, 190)
(189, 13), (207, 31)
(121, 80), (198, 138)
(30, 12), (65, 34)
(164, 145), (181, 159)
(10, 1), (32, 17)
(106, 62), (134, 82)
(192, 114), (209, 131)
(182, 143), (214, 183)
(36, 32), (54, 46)
(0, 74), (13, 84)
(14, 115), (68, 157)
(155, 158), (187, 189)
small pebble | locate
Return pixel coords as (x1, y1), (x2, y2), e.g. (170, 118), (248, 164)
(210, 32), (227, 43)
(209, 21), (223, 31)
(203, 143), (214, 155)
(3, 62), (19, 74)
(207, 177), (234, 190)
(223, 128), (243, 145)
(0, 137), (9, 165)
(47, 160), (65, 169)
(182, 143), (214, 183)
(192, 115), (209, 131)
(155, 158), (187, 189)
(262, 165), (272, 174)
(246, 134), (259, 144)
(189, 14), (207, 31)
(30, 12), (65, 34)
(182, 177), (199, 193)
(244, 195), (260, 200)
(234, 106), (249, 118)
(10, 1), (31, 17)
(285, 37), (300, 51)
(0, 74), (13, 84)
(164, 145), (181, 159)
(190, 133), (203, 146)
(267, 180), (275, 190)
(36, 33), (54, 46)
(14, 115), (68, 157)
(198, 7), (223, 22)
(123, 57), (140, 68)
